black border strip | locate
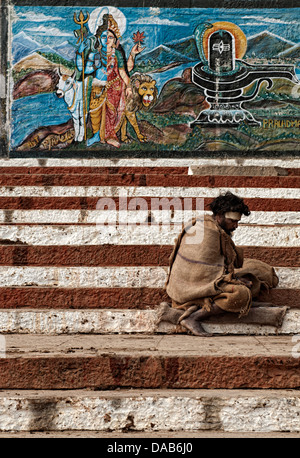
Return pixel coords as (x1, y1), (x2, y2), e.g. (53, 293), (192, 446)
(8, 150), (300, 159)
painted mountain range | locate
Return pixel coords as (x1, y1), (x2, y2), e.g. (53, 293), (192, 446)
(12, 32), (76, 64)
(245, 31), (297, 58)
(134, 36), (200, 71)
(165, 36), (200, 61)
(12, 30), (300, 75)
(135, 44), (195, 70)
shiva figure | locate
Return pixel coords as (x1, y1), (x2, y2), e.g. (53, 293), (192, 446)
(75, 13), (144, 147)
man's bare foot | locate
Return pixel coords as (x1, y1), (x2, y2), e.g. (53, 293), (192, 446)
(179, 303), (224, 336)
(180, 317), (213, 337)
(156, 302), (183, 324)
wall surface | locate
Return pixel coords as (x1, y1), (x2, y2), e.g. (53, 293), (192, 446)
(0, 3), (300, 436)
(1, 0), (300, 158)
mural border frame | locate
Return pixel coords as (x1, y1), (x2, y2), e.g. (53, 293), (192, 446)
(2, 0), (300, 158)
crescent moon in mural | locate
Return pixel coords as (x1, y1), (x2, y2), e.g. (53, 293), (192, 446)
(203, 21), (247, 59)
(88, 6), (127, 36)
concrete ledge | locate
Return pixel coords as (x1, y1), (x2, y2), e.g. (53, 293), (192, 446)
(0, 308), (298, 335)
(0, 389), (299, 432)
(0, 335), (299, 390)
(3, 334), (297, 357)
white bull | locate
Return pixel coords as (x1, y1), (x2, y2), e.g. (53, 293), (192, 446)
(56, 69), (88, 142)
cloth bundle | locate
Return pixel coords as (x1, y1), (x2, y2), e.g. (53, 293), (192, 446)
(165, 215), (279, 321)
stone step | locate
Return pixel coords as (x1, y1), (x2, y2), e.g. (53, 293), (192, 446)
(0, 286), (298, 309)
(1, 430), (300, 438)
(0, 173), (298, 188)
(0, 388), (300, 433)
(0, 184), (298, 199)
(1, 334), (300, 390)
(0, 245), (297, 267)
(0, 265), (297, 288)
(0, 158), (297, 436)
(0, 165), (299, 176)
(0, 166), (189, 175)
(0, 157), (298, 168)
(0, 197), (298, 212)
(0, 209), (299, 224)
(0, 307), (297, 335)
(1, 224), (299, 246)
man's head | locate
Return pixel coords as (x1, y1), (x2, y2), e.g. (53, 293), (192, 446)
(209, 191), (250, 235)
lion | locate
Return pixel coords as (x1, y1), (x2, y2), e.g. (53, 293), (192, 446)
(117, 72), (158, 143)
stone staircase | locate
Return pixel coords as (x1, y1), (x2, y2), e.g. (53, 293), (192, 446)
(0, 157), (299, 437)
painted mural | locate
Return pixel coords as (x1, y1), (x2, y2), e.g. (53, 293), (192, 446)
(9, 6), (300, 153)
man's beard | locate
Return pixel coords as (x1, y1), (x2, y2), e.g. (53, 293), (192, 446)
(220, 223), (234, 236)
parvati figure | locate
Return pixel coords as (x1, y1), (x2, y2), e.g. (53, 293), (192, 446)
(75, 13), (142, 147)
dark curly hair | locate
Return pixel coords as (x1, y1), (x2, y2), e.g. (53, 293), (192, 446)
(209, 191), (250, 216)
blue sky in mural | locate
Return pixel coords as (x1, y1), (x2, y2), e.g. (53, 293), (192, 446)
(12, 6), (300, 53)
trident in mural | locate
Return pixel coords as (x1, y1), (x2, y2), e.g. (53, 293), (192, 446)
(73, 10), (90, 140)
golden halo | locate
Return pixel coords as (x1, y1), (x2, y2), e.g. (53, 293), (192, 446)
(202, 21), (247, 60)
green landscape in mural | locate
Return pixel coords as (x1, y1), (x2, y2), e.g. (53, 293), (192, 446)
(10, 6), (300, 153)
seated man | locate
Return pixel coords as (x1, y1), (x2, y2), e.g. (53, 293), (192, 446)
(165, 191), (279, 336)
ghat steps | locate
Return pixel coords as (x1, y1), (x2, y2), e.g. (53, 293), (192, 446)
(0, 157), (299, 435)
(0, 334), (300, 434)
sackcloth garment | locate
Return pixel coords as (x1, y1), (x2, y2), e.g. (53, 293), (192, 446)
(165, 215), (279, 323)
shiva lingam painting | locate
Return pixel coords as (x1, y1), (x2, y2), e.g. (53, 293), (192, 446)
(191, 21), (299, 127)
(6, 5), (300, 154)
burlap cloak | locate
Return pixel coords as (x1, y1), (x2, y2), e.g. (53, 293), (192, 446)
(165, 215), (279, 316)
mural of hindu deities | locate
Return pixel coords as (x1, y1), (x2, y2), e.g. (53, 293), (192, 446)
(74, 8), (144, 148)
(9, 5), (300, 154)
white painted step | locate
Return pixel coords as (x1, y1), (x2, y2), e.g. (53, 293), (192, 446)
(1, 266), (298, 288)
(1, 430), (299, 438)
(0, 185), (298, 199)
(0, 308), (297, 335)
(0, 389), (299, 433)
(0, 157), (299, 167)
(1, 225), (299, 246)
(0, 209), (298, 224)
